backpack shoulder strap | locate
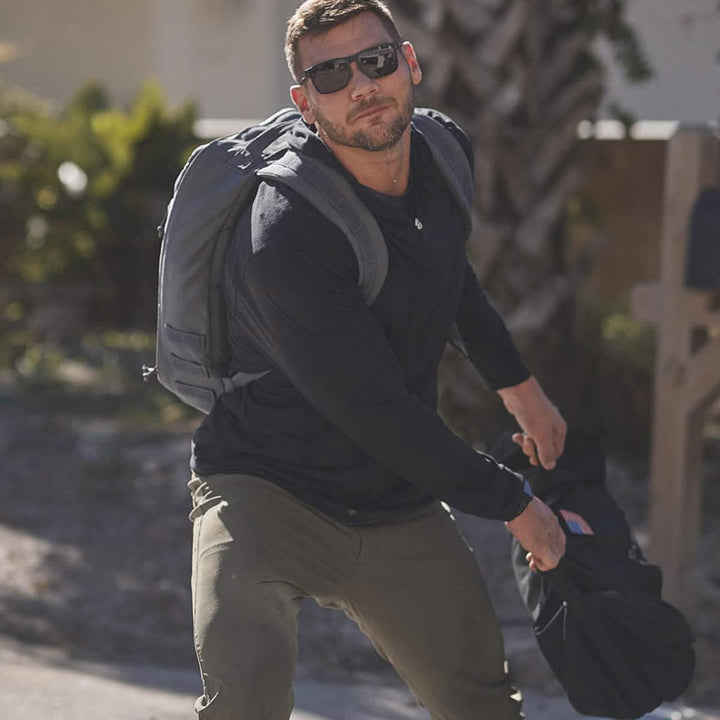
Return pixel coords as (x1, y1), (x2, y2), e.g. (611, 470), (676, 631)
(412, 109), (474, 232)
(258, 151), (388, 306)
(412, 110), (475, 359)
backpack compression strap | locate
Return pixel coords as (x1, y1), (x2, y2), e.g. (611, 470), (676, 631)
(412, 112), (474, 232)
(258, 151), (389, 306)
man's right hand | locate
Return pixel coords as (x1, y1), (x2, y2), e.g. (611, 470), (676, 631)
(505, 497), (566, 571)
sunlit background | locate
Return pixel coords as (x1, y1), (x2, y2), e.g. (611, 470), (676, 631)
(0, 1), (718, 717)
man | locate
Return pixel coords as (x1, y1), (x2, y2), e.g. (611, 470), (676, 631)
(188, 1), (567, 717)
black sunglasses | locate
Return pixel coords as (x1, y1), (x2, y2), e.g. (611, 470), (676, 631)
(299, 41), (403, 94)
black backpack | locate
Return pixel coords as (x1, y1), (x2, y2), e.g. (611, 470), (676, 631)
(145, 108), (473, 413)
(492, 428), (696, 719)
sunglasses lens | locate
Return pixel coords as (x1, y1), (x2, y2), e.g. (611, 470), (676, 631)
(358, 45), (399, 79)
(306, 43), (400, 94)
(310, 61), (351, 94)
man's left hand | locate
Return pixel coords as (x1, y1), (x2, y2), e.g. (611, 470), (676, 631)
(497, 376), (566, 470)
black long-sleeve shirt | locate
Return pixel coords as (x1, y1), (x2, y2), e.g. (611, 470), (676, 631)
(191, 113), (532, 523)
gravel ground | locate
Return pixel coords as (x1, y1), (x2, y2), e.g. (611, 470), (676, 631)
(0, 392), (718, 715)
(1, 636), (718, 720)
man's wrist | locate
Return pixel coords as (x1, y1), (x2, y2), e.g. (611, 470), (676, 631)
(497, 375), (540, 415)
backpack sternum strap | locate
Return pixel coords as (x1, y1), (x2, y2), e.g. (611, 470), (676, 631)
(258, 152), (389, 306)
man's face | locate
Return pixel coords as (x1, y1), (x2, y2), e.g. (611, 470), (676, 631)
(291, 12), (422, 152)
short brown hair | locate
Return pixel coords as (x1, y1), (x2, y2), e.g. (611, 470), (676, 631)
(285, 0), (402, 82)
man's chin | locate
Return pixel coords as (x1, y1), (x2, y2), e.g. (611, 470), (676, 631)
(357, 136), (403, 152)
(314, 99), (413, 152)
(351, 118), (410, 151)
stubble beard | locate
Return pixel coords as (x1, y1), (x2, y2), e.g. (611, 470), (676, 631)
(312, 84), (415, 153)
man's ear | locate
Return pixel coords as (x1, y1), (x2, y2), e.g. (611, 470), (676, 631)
(290, 85), (316, 125)
(401, 42), (422, 86)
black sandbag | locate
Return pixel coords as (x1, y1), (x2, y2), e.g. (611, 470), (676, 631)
(494, 428), (695, 719)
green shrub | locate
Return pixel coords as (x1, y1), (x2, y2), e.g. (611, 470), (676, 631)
(0, 80), (198, 330)
(1, 327), (198, 428)
(565, 300), (656, 457)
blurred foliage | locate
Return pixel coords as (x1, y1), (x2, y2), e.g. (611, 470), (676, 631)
(575, 0), (653, 130)
(0, 80), (198, 330)
(577, 0), (653, 84)
(567, 300), (655, 457)
(0, 328), (199, 429)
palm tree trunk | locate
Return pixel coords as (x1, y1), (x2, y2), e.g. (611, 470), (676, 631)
(392, 0), (607, 334)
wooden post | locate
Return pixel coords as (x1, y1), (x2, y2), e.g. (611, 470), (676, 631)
(645, 129), (720, 615)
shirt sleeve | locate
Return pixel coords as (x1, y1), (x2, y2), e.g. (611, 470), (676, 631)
(421, 112), (529, 390)
(236, 200), (528, 521)
(454, 259), (531, 391)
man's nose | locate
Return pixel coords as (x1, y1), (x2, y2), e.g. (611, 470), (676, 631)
(348, 62), (379, 99)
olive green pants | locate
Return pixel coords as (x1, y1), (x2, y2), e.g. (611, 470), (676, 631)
(189, 473), (523, 720)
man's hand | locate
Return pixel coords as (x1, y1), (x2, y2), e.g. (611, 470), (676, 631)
(505, 497), (566, 572)
(497, 376), (566, 470)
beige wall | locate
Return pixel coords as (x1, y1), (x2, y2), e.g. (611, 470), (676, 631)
(0, 0), (154, 109)
(0, 0), (298, 117)
(597, 0), (719, 124)
(2, 0), (718, 122)
(152, 0), (298, 118)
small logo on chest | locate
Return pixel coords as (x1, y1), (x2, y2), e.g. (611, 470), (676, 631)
(414, 217), (423, 231)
